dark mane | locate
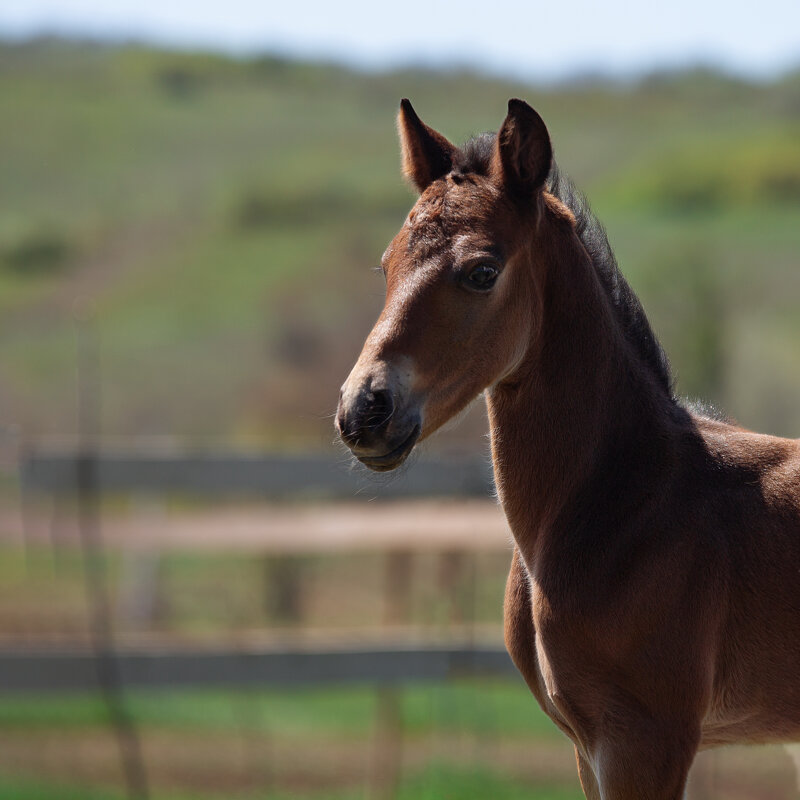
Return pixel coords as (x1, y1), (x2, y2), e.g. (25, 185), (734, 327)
(456, 134), (674, 399)
(546, 165), (674, 399)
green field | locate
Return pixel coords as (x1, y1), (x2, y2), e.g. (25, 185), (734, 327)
(1, 39), (799, 448)
(0, 680), (581, 799)
(0, 681), (563, 738)
(1, 38), (800, 800)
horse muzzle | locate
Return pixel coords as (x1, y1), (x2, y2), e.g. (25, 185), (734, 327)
(335, 375), (422, 472)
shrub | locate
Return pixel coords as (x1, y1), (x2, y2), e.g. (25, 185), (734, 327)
(0, 225), (72, 275)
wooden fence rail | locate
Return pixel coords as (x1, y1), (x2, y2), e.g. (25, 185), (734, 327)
(20, 450), (494, 499)
(0, 641), (517, 692)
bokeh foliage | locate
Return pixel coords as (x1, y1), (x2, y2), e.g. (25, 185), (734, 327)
(1, 39), (799, 445)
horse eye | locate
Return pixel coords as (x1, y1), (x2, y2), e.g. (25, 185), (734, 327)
(465, 264), (499, 290)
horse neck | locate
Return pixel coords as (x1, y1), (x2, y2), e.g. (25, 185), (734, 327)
(485, 211), (673, 557)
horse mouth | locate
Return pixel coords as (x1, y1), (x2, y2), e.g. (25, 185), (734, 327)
(356, 424), (421, 472)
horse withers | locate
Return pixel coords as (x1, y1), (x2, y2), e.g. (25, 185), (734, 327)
(335, 98), (800, 799)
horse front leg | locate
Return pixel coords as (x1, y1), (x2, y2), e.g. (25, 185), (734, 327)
(503, 547), (548, 705)
(575, 747), (601, 800)
(589, 718), (699, 800)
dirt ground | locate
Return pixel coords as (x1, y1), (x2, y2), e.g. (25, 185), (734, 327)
(1, 497), (512, 553)
(0, 727), (797, 799)
(0, 728), (578, 794)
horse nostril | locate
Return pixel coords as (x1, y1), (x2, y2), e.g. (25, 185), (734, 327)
(336, 385), (396, 450)
(363, 389), (394, 430)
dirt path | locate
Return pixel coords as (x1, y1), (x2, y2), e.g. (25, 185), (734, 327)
(2, 498), (512, 553)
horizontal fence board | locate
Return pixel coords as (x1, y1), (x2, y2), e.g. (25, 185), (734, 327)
(0, 643), (518, 692)
(21, 451), (494, 499)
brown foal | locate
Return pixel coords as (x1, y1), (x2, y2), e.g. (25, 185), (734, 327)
(335, 99), (800, 799)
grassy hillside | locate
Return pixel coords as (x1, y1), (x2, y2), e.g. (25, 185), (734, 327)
(1, 39), (799, 447)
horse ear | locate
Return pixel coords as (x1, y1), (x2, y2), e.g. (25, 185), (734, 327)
(493, 99), (552, 199)
(397, 99), (457, 193)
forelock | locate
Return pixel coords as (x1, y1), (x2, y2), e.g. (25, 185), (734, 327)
(452, 132), (496, 177)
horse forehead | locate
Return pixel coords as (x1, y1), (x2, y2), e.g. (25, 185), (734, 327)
(404, 179), (496, 258)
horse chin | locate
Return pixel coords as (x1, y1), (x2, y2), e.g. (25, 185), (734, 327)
(356, 424), (420, 472)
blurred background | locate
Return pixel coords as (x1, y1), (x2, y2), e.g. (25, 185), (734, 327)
(0, 1), (799, 798)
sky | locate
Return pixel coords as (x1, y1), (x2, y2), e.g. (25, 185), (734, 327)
(1, 0), (799, 82)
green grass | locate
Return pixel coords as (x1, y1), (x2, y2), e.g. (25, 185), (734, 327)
(0, 680), (577, 799)
(0, 680), (561, 740)
(0, 775), (124, 800)
(398, 766), (583, 800)
(0, 765), (584, 800)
